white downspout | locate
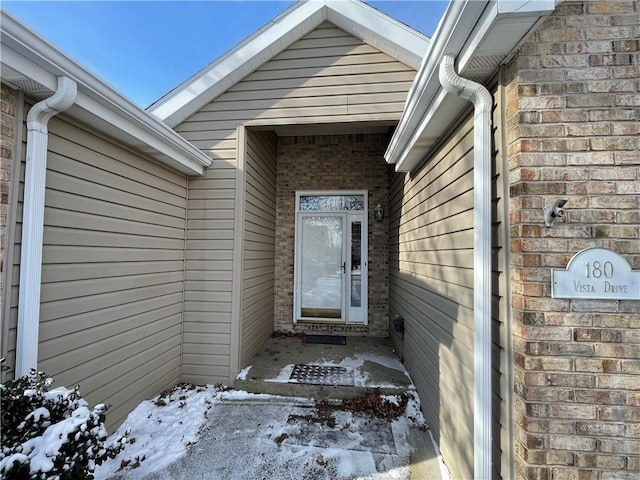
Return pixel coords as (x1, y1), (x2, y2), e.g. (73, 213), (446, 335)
(439, 54), (493, 479)
(16, 76), (77, 377)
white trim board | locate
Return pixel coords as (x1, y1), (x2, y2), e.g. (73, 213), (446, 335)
(0, 10), (212, 176)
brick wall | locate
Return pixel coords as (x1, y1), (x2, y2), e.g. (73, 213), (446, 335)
(0, 83), (17, 305)
(274, 133), (390, 337)
(505, 2), (640, 479)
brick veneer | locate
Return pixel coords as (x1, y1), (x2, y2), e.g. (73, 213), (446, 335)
(0, 83), (17, 304)
(505, 2), (640, 479)
(274, 133), (390, 337)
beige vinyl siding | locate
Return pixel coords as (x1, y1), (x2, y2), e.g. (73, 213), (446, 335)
(2, 87), (21, 381)
(240, 130), (277, 366)
(177, 22), (416, 382)
(176, 22), (415, 152)
(389, 83), (509, 480)
(389, 115), (475, 480)
(7, 106), (188, 429)
(182, 159), (236, 384)
(3, 177), (22, 383)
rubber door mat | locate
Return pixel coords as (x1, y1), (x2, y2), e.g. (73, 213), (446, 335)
(303, 335), (347, 345)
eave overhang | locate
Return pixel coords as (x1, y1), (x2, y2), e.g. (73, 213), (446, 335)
(147, 0), (430, 128)
(386, 0), (555, 172)
(0, 11), (213, 176)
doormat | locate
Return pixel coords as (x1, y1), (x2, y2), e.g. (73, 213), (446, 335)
(303, 335), (347, 345)
(289, 364), (354, 386)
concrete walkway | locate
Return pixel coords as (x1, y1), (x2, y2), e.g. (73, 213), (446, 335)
(146, 336), (445, 480)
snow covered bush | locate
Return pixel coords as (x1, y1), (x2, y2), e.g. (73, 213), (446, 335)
(0, 369), (126, 479)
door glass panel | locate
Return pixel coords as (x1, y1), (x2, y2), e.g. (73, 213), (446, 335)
(300, 195), (365, 212)
(350, 220), (362, 308)
(300, 216), (343, 318)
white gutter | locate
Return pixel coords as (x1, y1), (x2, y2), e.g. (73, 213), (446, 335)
(439, 54), (493, 480)
(385, 0), (486, 172)
(386, 0), (554, 172)
(1, 10), (212, 175)
(16, 76), (77, 377)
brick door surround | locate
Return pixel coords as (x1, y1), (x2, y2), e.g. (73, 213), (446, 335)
(274, 133), (390, 337)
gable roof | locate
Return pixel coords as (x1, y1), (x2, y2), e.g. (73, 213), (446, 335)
(148, 0), (430, 128)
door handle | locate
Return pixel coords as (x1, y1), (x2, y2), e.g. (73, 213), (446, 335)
(337, 262), (346, 274)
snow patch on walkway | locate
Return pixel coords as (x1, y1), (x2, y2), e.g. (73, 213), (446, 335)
(236, 365), (252, 380)
(93, 384), (441, 480)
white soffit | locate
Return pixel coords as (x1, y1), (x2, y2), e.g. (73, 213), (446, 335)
(386, 0), (555, 172)
(148, 0), (430, 128)
(0, 10), (212, 176)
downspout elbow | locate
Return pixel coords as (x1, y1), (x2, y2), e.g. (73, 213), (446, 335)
(16, 76), (77, 377)
(439, 55), (492, 117)
(27, 76), (77, 133)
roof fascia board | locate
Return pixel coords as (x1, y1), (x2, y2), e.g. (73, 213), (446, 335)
(1, 44), (58, 90)
(71, 92), (207, 174)
(384, 0), (487, 171)
(497, 0), (555, 14)
(148, 1), (326, 127)
(1, 11), (212, 175)
(326, 0), (429, 70)
(386, 0), (554, 172)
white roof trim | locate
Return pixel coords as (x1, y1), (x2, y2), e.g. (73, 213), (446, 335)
(148, 0), (430, 128)
(386, 0), (555, 172)
(1, 10), (213, 176)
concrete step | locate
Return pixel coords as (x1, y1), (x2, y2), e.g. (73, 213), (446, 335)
(232, 336), (413, 401)
(234, 376), (409, 400)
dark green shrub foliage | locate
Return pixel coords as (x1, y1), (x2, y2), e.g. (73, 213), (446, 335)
(0, 370), (126, 479)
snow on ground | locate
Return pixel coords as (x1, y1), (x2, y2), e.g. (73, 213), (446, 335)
(265, 363), (295, 383)
(94, 384), (218, 480)
(92, 382), (447, 480)
(235, 365), (252, 380)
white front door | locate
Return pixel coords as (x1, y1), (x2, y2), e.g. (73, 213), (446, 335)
(294, 192), (368, 324)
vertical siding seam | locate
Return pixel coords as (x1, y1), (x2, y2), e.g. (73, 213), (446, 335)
(1, 90), (24, 376)
(179, 175), (189, 383)
(497, 68), (515, 480)
(229, 125), (246, 383)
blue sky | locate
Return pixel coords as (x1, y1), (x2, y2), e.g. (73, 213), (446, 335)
(3, 1), (449, 108)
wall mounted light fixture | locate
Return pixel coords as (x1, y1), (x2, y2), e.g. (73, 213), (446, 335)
(374, 203), (384, 221)
(543, 199), (568, 227)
